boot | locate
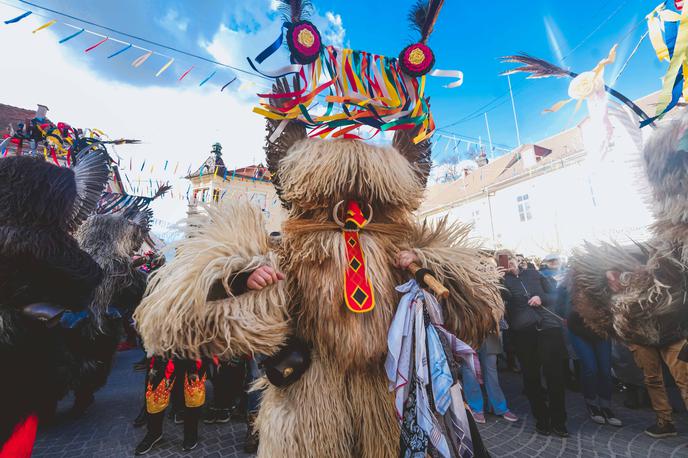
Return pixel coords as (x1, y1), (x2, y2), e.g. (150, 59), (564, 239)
(182, 407), (201, 451)
(244, 412), (259, 454)
(133, 403), (147, 428)
(135, 412), (164, 455)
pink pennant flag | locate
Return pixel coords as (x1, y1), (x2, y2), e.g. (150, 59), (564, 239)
(85, 36), (109, 53)
(178, 65), (194, 82)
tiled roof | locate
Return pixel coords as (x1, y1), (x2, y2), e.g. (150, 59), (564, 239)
(0, 103), (37, 136)
(419, 92), (663, 217)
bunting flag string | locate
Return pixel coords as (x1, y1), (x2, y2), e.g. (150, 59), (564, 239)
(1, 5), (249, 94)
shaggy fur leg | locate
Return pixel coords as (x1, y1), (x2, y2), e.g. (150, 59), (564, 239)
(346, 366), (399, 457)
(256, 355), (354, 458)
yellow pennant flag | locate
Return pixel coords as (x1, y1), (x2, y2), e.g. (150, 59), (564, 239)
(156, 58), (174, 77)
(33, 20), (57, 34)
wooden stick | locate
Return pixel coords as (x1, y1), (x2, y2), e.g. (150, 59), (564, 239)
(408, 262), (449, 299)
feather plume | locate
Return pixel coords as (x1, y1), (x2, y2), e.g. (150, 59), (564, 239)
(151, 183), (172, 200)
(69, 145), (110, 232)
(278, 0), (312, 23)
(500, 53), (574, 79)
(408, 0), (445, 42)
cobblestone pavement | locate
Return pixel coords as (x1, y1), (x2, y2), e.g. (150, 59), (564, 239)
(34, 350), (688, 457)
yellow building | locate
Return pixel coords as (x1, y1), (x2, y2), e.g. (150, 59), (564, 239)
(186, 143), (286, 233)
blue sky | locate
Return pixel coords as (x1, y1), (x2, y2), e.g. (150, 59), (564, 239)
(0, 0), (667, 163)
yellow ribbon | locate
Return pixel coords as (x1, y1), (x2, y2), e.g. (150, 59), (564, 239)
(656, 4), (688, 116)
(544, 45), (617, 114)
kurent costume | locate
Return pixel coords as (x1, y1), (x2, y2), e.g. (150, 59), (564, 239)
(0, 150), (109, 457)
(571, 113), (688, 435)
(58, 206), (154, 416)
(135, 1), (503, 456)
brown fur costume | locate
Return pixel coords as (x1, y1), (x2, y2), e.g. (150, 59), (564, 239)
(573, 113), (688, 346)
(136, 89), (502, 456)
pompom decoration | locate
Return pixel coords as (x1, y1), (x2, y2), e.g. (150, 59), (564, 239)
(287, 21), (322, 64)
(399, 43), (435, 77)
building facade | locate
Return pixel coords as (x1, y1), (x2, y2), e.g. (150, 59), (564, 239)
(186, 143), (286, 233)
(419, 97), (663, 257)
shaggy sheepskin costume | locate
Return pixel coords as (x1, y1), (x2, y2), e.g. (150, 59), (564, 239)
(59, 209), (151, 413)
(571, 112), (688, 346)
(0, 152), (108, 454)
(135, 90), (503, 456)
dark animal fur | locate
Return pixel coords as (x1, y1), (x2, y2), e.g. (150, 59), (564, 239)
(0, 156), (102, 446)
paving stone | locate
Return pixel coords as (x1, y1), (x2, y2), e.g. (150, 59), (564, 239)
(33, 350), (688, 457)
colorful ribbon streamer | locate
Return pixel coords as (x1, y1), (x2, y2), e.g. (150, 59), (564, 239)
(253, 46), (435, 143)
(644, 1), (687, 126)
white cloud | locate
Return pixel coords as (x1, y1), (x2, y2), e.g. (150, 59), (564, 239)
(323, 12), (346, 49)
(156, 9), (189, 34)
(0, 5), (266, 224)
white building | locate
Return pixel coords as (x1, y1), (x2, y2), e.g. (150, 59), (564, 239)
(418, 94), (667, 257)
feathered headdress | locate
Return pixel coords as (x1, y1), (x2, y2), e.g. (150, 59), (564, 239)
(501, 50), (654, 127)
(251, 0), (460, 144)
(0, 117), (138, 165)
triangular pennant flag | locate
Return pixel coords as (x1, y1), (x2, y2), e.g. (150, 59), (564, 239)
(156, 58), (174, 77)
(132, 50), (153, 68)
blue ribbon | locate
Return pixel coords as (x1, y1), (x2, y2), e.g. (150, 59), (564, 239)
(4, 11), (31, 24)
(256, 23), (289, 64)
(59, 28), (84, 44)
(108, 43), (132, 59)
(221, 77), (237, 91)
(641, 20), (681, 127)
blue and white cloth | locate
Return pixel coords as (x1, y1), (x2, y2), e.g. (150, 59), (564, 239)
(386, 280), (477, 458)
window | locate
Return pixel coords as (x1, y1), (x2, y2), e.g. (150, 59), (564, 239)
(471, 209), (480, 224)
(212, 189), (220, 202)
(517, 194), (532, 222)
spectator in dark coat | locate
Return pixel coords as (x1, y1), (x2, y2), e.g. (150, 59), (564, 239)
(502, 256), (569, 437)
